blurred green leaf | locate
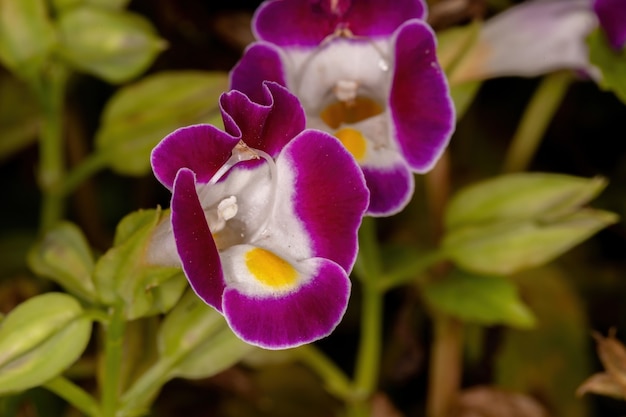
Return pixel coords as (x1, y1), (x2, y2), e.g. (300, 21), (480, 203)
(52, 0), (131, 12)
(27, 222), (97, 303)
(0, 293), (92, 394)
(0, 0), (56, 78)
(93, 209), (186, 319)
(444, 208), (618, 275)
(0, 74), (40, 161)
(159, 291), (252, 379)
(95, 71), (228, 176)
(438, 22), (481, 77)
(445, 173), (607, 230)
(423, 269), (535, 328)
(450, 80), (481, 121)
(588, 29), (626, 104)
(57, 5), (165, 83)
(495, 266), (591, 417)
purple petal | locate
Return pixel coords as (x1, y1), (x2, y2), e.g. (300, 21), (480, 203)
(222, 258), (350, 349)
(220, 82), (305, 157)
(281, 130), (369, 272)
(389, 20), (455, 172)
(253, 0), (340, 47)
(344, 0), (427, 38)
(363, 163), (414, 216)
(171, 168), (225, 311)
(594, 0), (626, 50)
(253, 0), (426, 48)
(230, 42), (287, 102)
(151, 125), (238, 189)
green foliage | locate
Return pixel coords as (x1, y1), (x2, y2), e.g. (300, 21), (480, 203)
(588, 28), (626, 104)
(0, 293), (92, 394)
(0, 74), (40, 161)
(443, 173), (618, 275)
(0, 0), (56, 78)
(56, 5), (165, 83)
(95, 71), (228, 176)
(93, 209), (186, 319)
(27, 222), (97, 303)
(423, 269), (535, 328)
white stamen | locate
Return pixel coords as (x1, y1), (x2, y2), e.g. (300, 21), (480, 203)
(334, 79), (359, 102)
(217, 196), (238, 221)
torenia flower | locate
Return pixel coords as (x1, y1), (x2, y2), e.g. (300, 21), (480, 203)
(450, 0), (626, 82)
(150, 82), (369, 349)
(230, 0), (455, 216)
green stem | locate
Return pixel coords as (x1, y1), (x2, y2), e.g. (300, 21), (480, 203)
(351, 217), (384, 407)
(101, 305), (126, 417)
(502, 71), (573, 173)
(294, 344), (353, 400)
(61, 151), (109, 196)
(119, 359), (173, 416)
(34, 65), (68, 231)
(426, 315), (463, 417)
(43, 376), (101, 417)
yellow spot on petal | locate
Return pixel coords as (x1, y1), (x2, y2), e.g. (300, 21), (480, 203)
(320, 96), (384, 130)
(334, 128), (367, 161)
(245, 248), (298, 288)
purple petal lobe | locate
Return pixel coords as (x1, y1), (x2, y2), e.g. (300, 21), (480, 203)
(253, 0), (426, 48)
(222, 257), (350, 349)
(220, 82), (306, 157)
(281, 130), (368, 272)
(172, 168), (225, 311)
(363, 163), (414, 216)
(151, 125), (238, 189)
(230, 43), (287, 102)
(389, 20), (455, 172)
(594, 0), (626, 50)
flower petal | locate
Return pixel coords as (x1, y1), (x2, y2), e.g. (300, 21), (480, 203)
(253, 0), (427, 48)
(172, 168), (225, 311)
(594, 0), (626, 50)
(230, 42), (288, 103)
(363, 163), (414, 216)
(151, 125), (238, 189)
(278, 130), (369, 271)
(221, 253), (351, 349)
(389, 19), (455, 172)
(220, 82), (305, 157)
(451, 0), (596, 82)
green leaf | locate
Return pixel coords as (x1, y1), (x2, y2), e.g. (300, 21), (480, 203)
(588, 28), (626, 104)
(423, 269), (535, 328)
(450, 80), (481, 121)
(0, 293), (92, 394)
(52, 0), (131, 12)
(57, 5), (165, 83)
(444, 208), (618, 275)
(159, 291), (252, 379)
(93, 209), (186, 319)
(95, 71), (228, 176)
(0, 0), (56, 78)
(445, 173), (607, 230)
(27, 222), (97, 303)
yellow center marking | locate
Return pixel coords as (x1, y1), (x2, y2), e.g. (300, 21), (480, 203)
(319, 96), (384, 130)
(334, 128), (367, 161)
(245, 248), (298, 288)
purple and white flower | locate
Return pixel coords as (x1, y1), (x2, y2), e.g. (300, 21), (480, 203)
(150, 82), (369, 349)
(230, 0), (455, 216)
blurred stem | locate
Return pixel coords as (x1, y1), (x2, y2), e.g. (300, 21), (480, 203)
(502, 71), (573, 173)
(295, 344), (353, 400)
(101, 305), (126, 417)
(61, 151), (109, 196)
(32, 65), (68, 232)
(44, 376), (101, 417)
(119, 359), (173, 416)
(351, 217), (384, 412)
(377, 250), (448, 291)
(426, 315), (463, 417)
